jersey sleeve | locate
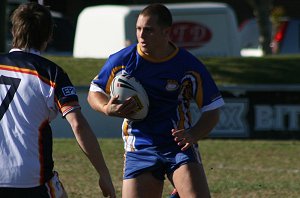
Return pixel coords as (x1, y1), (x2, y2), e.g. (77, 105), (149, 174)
(90, 45), (139, 95)
(53, 67), (80, 117)
(90, 57), (125, 95)
(183, 57), (224, 112)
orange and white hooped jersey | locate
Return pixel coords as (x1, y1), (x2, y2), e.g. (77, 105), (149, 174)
(0, 49), (80, 188)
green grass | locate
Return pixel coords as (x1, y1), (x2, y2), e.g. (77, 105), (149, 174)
(53, 139), (300, 198)
(46, 55), (300, 86)
(48, 55), (300, 197)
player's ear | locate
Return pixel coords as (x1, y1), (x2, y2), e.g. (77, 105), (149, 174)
(163, 26), (171, 38)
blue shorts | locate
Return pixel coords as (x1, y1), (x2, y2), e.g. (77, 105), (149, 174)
(123, 143), (202, 180)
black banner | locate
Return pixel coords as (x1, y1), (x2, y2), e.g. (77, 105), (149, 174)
(207, 85), (300, 139)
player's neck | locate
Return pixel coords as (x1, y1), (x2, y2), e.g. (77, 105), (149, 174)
(153, 42), (176, 59)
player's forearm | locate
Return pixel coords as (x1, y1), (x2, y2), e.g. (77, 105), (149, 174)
(74, 128), (111, 176)
(191, 108), (220, 141)
(66, 110), (111, 176)
(87, 91), (109, 114)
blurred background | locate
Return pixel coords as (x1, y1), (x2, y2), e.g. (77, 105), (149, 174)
(1, 0), (300, 57)
(1, 0), (300, 139)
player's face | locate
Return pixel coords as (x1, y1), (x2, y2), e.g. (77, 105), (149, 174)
(136, 14), (169, 56)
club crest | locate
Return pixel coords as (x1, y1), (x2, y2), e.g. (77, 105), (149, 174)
(165, 80), (179, 91)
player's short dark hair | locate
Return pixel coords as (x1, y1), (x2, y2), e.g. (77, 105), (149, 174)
(11, 2), (53, 50)
(140, 3), (173, 28)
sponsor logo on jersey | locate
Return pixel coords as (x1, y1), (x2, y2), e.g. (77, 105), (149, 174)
(166, 80), (179, 91)
(62, 86), (76, 96)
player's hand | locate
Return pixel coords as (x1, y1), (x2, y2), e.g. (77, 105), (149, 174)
(171, 128), (196, 151)
(98, 176), (116, 198)
(104, 95), (138, 118)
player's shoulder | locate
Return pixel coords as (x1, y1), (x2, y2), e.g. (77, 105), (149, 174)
(178, 48), (199, 59)
(177, 47), (204, 66)
(7, 51), (59, 67)
(108, 44), (137, 62)
(6, 51), (66, 79)
(32, 52), (62, 69)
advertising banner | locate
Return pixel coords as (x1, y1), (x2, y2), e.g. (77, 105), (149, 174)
(209, 85), (300, 139)
(52, 85), (300, 139)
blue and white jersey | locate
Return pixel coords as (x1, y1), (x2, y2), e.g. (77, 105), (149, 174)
(90, 44), (224, 151)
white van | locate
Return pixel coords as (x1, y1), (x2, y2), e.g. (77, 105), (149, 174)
(73, 3), (241, 58)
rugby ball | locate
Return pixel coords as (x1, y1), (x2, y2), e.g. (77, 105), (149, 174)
(110, 74), (149, 121)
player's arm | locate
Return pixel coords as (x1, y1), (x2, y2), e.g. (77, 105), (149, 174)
(64, 107), (116, 198)
(87, 91), (110, 114)
(189, 108), (220, 140)
(87, 91), (138, 117)
(172, 108), (220, 151)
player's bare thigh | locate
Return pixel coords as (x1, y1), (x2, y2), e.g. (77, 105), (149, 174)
(172, 162), (211, 198)
(122, 172), (164, 198)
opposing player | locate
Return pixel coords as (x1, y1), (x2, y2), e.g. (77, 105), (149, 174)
(88, 3), (224, 198)
(0, 2), (115, 198)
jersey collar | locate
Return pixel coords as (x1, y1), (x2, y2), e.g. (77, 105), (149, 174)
(10, 48), (41, 56)
(137, 42), (179, 63)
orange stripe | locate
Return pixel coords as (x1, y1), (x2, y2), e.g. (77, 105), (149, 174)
(54, 96), (60, 109)
(60, 101), (80, 112)
(137, 43), (179, 63)
(46, 180), (56, 198)
(189, 71), (203, 107)
(0, 64), (38, 75)
(122, 120), (129, 140)
(0, 64), (56, 87)
(105, 65), (125, 93)
(178, 103), (186, 129)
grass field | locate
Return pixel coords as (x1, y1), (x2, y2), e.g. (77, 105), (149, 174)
(46, 55), (300, 86)
(48, 55), (300, 197)
(53, 138), (300, 198)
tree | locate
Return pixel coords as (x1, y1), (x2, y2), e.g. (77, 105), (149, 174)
(247, 0), (273, 55)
